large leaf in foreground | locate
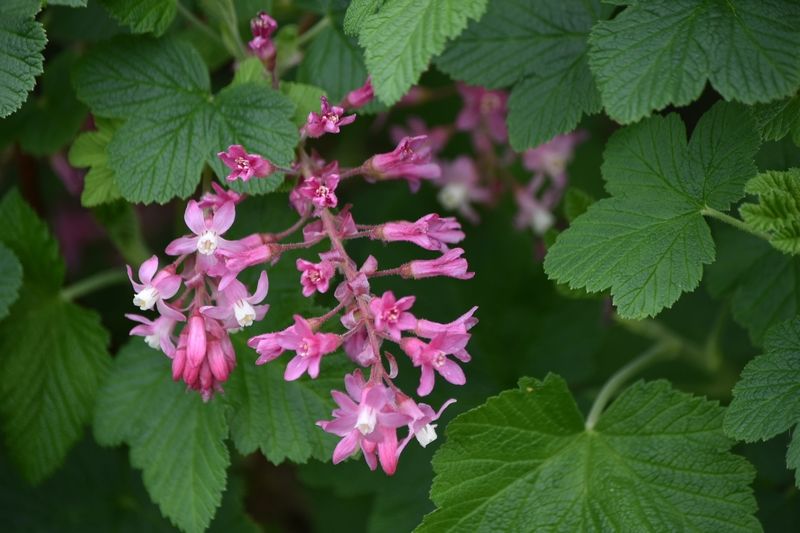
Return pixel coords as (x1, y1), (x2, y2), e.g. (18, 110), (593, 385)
(0, 15), (46, 118)
(418, 374), (759, 532)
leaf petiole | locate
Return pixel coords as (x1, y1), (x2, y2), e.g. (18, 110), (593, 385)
(61, 269), (127, 302)
(700, 205), (771, 241)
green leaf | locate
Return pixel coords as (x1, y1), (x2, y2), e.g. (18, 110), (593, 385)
(0, 191), (110, 484)
(544, 102), (760, 318)
(231, 57), (268, 87)
(73, 36), (210, 119)
(99, 0), (177, 36)
(280, 81), (326, 127)
(298, 24), (368, 103)
(437, 0), (603, 149)
(589, 0), (800, 123)
(751, 94), (800, 145)
(418, 375), (759, 532)
(68, 118), (123, 207)
(706, 225), (800, 344)
(17, 51), (87, 156)
(94, 340), (230, 533)
(48, 0), (88, 6)
(4, 0), (42, 18)
(359, 0), (487, 105)
(343, 0), (383, 36)
(740, 169), (800, 255)
(0, 16), (46, 118)
(0, 243), (22, 320)
(562, 187), (595, 223)
(725, 318), (800, 487)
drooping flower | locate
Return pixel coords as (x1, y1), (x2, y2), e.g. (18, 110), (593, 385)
(434, 157), (492, 223)
(396, 396), (456, 452)
(375, 214), (464, 252)
(217, 145), (275, 182)
(173, 314), (237, 401)
(126, 255), (182, 312)
(369, 291), (417, 341)
(522, 131), (587, 181)
(126, 313), (181, 355)
(201, 271), (270, 329)
(344, 77), (374, 109)
(280, 315), (341, 380)
(416, 306), (478, 339)
(364, 135), (441, 191)
(402, 248), (474, 280)
(400, 332), (471, 396)
(456, 84), (508, 150)
(296, 258), (335, 296)
(317, 371), (410, 475)
(303, 96), (356, 138)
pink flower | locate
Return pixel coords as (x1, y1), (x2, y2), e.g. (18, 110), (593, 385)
(434, 157), (492, 223)
(251, 11), (277, 38)
(514, 176), (557, 235)
(369, 291), (417, 341)
(201, 271), (270, 329)
(397, 396), (456, 452)
(334, 255), (376, 303)
(376, 214), (464, 252)
(218, 241), (277, 290)
(186, 313), (208, 368)
(296, 258), (335, 296)
(344, 77), (374, 109)
(248, 36), (276, 61)
(402, 248), (474, 280)
(317, 371), (410, 475)
(126, 255), (182, 313)
(416, 306), (478, 339)
(456, 84), (508, 150)
(217, 145), (275, 182)
(248, 325), (292, 365)
(297, 173), (340, 211)
(126, 313), (180, 355)
(400, 333), (471, 396)
(198, 182), (245, 209)
(389, 117), (450, 155)
(280, 315), (341, 380)
(303, 96), (356, 138)
(173, 316), (236, 401)
(365, 136), (441, 191)
(304, 206), (356, 242)
(522, 131), (587, 181)
(165, 201), (241, 259)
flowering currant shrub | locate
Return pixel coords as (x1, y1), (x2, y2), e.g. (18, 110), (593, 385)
(3, 1), (800, 532)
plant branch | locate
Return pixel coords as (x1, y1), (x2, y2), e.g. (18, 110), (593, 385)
(585, 341), (678, 430)
(61, 269), (127, 302)
(297, 17), (331, 47)
(700, 206), (771, 241)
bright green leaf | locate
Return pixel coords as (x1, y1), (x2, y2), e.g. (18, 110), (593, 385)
(740, 169), (800, 255)
(343, 0), (383, 36)
(545, 102), (760, 318)
(298, 24), (367, 103)
(419, 375), (758, 532)
(0, 16), (46, 118)
(725, 318), (800, 487)
(231, 57), (268, 87)
(99, 0), (177, 36)
(69, 118), (123, 207)
(94, 340), (229, 533)
(437, 0), (603, 149)
(359, 0), (487, 105)
(0, 243), (22, 320)
(589, 0), (800, 123)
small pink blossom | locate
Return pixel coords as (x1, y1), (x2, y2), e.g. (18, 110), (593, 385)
(376, 214), (464, 252)
(165, 201), (241, 260)
(334, 255), (376, 303)
(317, 371), (410, 475)
(201, 271), (270, 329)
(522, 131), (587, 181)
(434, 157), (492, 223)
(297, 173), (340, 211)
(397, 396), (456, 452)
(217, 145), (274, 182)
(304, 206), (356, 242)
(389, 117), (450, 155)
(369, 291), (417, 341)
(126, 313), (180, 355)
(456, 84), (508, 151)
(249, 325), (293, 365)
(365, 136), (441, 191)
(296, 258), (335, 296)
(280, 315), (341, 380)
(416, 306), (478, 339)
(198, 182), (245, 209)
(126, 255), (182, 313)
(173, 316), (236, 401)
(248, 12), (278, 62)
(400, 333), (471, 396)
(344, 77), (374, 109)
(514, 177), (557, 235)
(402, 248), (474, 280)
(303, 96), (356, 138)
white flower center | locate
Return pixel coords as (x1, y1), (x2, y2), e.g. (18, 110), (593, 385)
(438, 183), (469, 211)
(197, 231), (219, 255)
(315, 185), (330, 199)
(132, 286), (159, 311)
(529, 207), (555, 235)
(356, 406), (377, 435)
(144, 334), (160, 349)
(235, 156), (251, 171)
(543, 153), (567, 177)
(433, 353), (447, 368)
(233, 299), (256, 328)
(415, 423), (438, 447)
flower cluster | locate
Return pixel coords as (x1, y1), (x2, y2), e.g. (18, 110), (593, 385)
(126, 11), (477, 475)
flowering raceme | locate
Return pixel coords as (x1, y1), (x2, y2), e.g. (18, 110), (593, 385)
(125, 16), (477, 474)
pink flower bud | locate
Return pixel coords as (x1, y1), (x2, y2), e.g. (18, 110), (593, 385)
(186, 314), (207, 367)
(402, 248), (474, 280)
(344, 77), (373, 109)
(250, 11), (277, 39)
(364, 136), (441, 191)
(376, 214), (465, 252)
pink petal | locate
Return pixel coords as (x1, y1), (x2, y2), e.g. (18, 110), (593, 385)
(249, 271), (269, 303)
(165, 236), (198, 256)
(332, 431), (360, 464)
(378, 429), (399, 475)
(184, 201), (207, 235)
(438, 358), (466, 386)
(138, 255), (159, 285)
(418, 365), (435, 396)
(156, 274), (182, 299)
(284, 355), (309, 381)
(126, 265), (144, 292)
(212, 201), (236, 234)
